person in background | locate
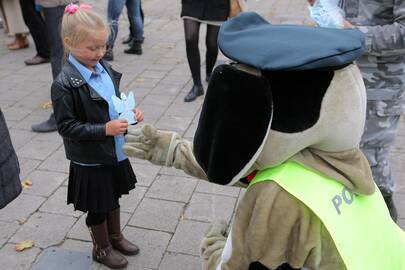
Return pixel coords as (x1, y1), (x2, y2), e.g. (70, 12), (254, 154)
(0, 108), (21, 209)
(103, 0), (144, 61)
(19, 0), (50, 65)
(180, 0), (229, 102)
(308, 0), (405, 221)
(0, 0), (29, 50)
(31, 0), (70, 133)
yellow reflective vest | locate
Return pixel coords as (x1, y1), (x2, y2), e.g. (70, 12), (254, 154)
(249, 161), (405, 270)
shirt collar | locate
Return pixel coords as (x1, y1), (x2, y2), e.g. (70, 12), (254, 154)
(68, 54), (105, 82)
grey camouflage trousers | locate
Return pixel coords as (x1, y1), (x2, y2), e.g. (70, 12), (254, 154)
(360, 98), (404, 197)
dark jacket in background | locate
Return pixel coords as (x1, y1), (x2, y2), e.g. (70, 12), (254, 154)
(0, 109), (21, 209)
(181, 0), (229, 21)
(51, 60), (123, 165)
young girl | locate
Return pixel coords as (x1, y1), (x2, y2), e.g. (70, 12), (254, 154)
(51, 3), (144, 269)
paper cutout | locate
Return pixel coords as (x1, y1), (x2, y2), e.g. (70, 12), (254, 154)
(111, 91), (137, 125)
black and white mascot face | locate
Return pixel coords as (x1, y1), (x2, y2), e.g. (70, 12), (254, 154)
(193, 12), (367, 186)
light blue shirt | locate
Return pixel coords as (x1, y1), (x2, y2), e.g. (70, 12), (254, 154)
(69, 54), (127, 165)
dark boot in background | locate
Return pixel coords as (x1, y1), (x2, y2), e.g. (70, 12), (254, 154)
(122, 35), (133, 44)
(89, 220), (128, 269)
(107, 208), (140, 255)
(31, 113), (57, 133)
(184, 84), (204, 102)
(383, 194), (398, 222)
(103, 47), (114, 61)
(124, 40), (142, 55)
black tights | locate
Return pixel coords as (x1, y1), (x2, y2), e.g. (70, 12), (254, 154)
(85, 205), (119, 227)
(183, 19), (220, 86)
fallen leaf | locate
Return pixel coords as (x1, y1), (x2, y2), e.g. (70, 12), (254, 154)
(21, 179), (32, 189)
(41, 101), (52, 109)
(18, 218), (28, 225)
(15, 240), (35, 252)
(136, 78), (145, 82)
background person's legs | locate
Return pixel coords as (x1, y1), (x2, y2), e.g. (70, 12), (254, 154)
(360, 99), (403, 221)
(19, 0), (50, 64)
(205, 24), (220, 82)
(183, 18), (204, 102)
(124, 0), (144, 55)
(31, 5), (65, 133)
(104, 0), (126, 60)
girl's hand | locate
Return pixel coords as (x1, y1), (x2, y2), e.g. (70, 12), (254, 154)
(106, 119), (128, 136)
(133, 108), (144, 123)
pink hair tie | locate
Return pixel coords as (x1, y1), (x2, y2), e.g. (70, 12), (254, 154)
(80, 3), (92, 10)
(64, 3), (78, 14)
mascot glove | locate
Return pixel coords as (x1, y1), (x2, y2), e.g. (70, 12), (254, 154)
(200, 220), (228, 259)
(123, 123), (180, 167)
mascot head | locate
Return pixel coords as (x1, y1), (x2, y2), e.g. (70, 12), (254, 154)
(193, 12), (367, 186)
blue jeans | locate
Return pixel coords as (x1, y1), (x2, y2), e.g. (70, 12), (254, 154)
(107, 0), (144, 47)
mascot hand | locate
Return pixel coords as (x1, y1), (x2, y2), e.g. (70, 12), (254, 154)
(200, 220), (228, 270)
(200, 220), (227, 259)
(123, 123), (179, 166)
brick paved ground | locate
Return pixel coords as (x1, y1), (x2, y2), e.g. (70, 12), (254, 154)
(0, 0), (404, 269)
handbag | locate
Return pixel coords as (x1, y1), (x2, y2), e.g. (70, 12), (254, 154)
(229, 0), (247, 18)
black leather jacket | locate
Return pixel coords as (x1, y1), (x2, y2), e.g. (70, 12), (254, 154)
(51, 59), (123, 165)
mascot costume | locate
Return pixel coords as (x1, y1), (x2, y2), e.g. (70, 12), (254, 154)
(124, 12), (405, 270)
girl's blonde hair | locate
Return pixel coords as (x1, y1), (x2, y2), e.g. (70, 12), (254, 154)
(61, 4), (109, 50)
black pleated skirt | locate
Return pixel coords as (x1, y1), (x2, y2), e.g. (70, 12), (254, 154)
(67, 159), (136, 213)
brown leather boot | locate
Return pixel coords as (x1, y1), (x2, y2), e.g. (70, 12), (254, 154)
(107, 208), (140, 255)
(89, 220), (128, 269)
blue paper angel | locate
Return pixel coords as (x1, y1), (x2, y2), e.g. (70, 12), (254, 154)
(111, 91), (137, 125)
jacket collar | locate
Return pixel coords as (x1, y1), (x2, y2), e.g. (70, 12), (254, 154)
(63, 59), (122, 100)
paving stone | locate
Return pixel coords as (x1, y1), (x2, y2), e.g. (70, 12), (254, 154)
(8, 129), (37, 150)
(2, 106), (31, 121)
(184, 121), (199, 138)
(130, 163), (161, 187)
(393, 135), (405, 153)
(146, 175), (197, 203)
(10, 212), (76, 248)
(0, 221), (19, 247)
(121, 186), (147, 213)
(165, 101), (201, 118)
(61, 239), (93, 252)
(0, 243), (41, 270)
(196, 181), (241, 197)
(155, 115), (192, 133)
(39, 186), (81, 217)
(140, 70), (168, 79)
(167, 220), (208, 256)
(129, 198), (185, 232)
(150, 83), (182, 96)
(17, 138), (62, 160)
(122, 227), (171, 269)
(31, 247), (92, 270)
(0, 194), (45, 222)
(39, 148), (70, 173)
(68, 212), (131, 242)
(184, 193), (237, 223)
(22, 170), (67, 197)
(159, 166), (193, 178)
(18, 157), (41, 180)
(159, 252), (200, 270)
(0, 90), (30, 102)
